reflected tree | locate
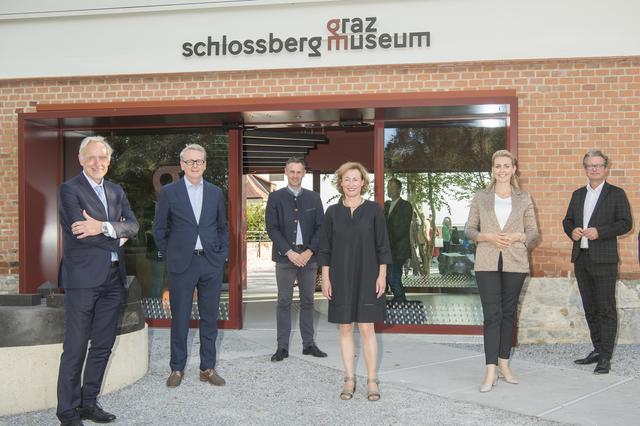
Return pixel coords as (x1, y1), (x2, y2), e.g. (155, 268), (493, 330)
(107, 130), (229, 249)
(385, 126), (501, 276)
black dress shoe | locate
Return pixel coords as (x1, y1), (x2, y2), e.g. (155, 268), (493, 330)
(303, 344), (328, 358)
(271, 348), (289, 362)
(574, 350), (600, 365)
(79, 404), (116, 423)
(60, 420), (84, 426)
(594, 358), (611, 374)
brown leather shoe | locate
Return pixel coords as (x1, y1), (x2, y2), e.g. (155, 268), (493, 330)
(200, 369), (226, 386)
(166, 370), (183, 388)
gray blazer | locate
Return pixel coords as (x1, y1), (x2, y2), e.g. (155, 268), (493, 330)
(465, 186), (539, 273)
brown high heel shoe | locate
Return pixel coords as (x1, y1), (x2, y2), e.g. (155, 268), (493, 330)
(367, 378), (381, 401)
(340, 377), (356, 400)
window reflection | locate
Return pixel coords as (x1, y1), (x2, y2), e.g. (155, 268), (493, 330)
(383, 124), (504, 326)
(105, 130), (229, 321)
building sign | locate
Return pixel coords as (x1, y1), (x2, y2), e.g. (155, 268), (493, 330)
(182, 17), (430, 59)
(1, 0), (639, 79)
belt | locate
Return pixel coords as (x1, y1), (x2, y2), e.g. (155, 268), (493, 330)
(580, 248), (589, 252)
(293, 245), (305, 252)
(110, 261), (120, 267)
(194, 249), (205, 256)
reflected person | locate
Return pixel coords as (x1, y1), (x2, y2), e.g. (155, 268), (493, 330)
(441, 216), (452, 253)
(56, 136), (139, 426)
(465, 149), (539, 392)
(319, 162), (392, 401)
(384, 178), (413, 304)
(153, 144), (229, 388)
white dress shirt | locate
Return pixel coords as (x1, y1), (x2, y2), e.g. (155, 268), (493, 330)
(581, 181), (604, 248)
(185, 178), (204, 250)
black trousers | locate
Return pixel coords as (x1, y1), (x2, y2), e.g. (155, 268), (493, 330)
(386, 261), (407, 301)
(57, 265), (124, 422)
(574, 250), (618, 360)
(475, 258), (527, 365)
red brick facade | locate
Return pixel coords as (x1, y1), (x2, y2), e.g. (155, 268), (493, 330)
(1, 57), (639, 281)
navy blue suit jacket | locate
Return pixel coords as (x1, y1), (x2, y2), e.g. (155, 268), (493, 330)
(59, 173), (139, 289)
(562, 182), (632, 264)
(153, 178), (229, 274)
(265, 187), (324, 263)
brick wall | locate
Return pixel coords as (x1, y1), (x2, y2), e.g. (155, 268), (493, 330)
(1, 57), (639, 286)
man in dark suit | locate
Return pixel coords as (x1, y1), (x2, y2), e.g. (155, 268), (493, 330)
(384, 178), (413, 304)
(56, 136), (139, 426)
(265, 157), (327, 362)
(562, 149), (632, 374)
(153, 144), (229, 388)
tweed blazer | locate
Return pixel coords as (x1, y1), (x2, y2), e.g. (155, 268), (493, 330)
(465, 187), (540, 273)
(562, 182), (632, 264)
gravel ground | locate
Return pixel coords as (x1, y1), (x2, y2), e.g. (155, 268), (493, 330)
(440, 342), (640, 378)
(1, 329), (567, 426)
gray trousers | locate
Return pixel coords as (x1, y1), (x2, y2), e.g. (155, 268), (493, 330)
(275, 261), (318, 349)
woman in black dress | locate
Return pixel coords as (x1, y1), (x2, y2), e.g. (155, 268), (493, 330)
(318, 162), (392, 401)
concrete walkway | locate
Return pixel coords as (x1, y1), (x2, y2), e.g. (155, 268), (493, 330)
(2, 301), (637, 425)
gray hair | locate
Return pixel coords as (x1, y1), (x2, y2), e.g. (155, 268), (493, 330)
(180, 144), (207, 161)
(583, 149), (609, 168)
(79, 136), (113, 158)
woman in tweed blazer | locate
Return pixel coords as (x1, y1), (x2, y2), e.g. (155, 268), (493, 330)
(465, 149), (539, 392)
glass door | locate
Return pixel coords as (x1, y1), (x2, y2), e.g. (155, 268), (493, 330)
(381, 122), (505, 329)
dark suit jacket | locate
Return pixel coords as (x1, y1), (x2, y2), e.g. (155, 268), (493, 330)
(384, 198), (413, 263)
(153, 178), (229, 274)
(265, 187), (324, 264)
(562, 182), (632, 264)
(58, 173), (139, 289)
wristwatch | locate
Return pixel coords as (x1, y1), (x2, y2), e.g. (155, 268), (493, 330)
(101, 222), (109, 235)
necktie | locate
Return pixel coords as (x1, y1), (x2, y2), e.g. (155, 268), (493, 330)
(95, 184), (118, 261)
(95, 185), (108, 217)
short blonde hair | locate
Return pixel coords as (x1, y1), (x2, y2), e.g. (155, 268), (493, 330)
(490, 149), (520, 189)
(334, 162), (370, 195)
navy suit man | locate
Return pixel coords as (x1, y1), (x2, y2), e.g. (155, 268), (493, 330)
(562, 149), (632, 375)
(56, 136), (139, 426)
(384, 178), (413, 304)
(265, 157), (327, 362)
(153, 144), (229, 388)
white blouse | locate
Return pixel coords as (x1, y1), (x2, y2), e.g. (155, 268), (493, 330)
(494, 194), (512, 230)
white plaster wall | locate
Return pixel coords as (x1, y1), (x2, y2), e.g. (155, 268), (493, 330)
(0, 0), (638, 79)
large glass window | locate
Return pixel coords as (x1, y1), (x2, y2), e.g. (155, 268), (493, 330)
(383, 123), (504, 326)
(64, 129), (229, 321)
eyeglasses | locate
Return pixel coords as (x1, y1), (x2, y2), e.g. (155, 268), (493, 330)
(584, 164), (606, 170)
(183, 159), (205, 166)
